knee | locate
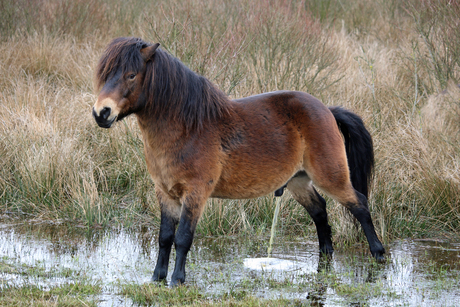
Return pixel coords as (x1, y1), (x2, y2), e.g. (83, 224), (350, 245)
(159, 231), (175, 248)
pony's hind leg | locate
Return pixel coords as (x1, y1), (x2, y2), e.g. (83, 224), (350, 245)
(343, 190), (385, 262)
(299, 106), (384, 261)
(152, 190), (181, 282)
(287, 174), (333, 255)
(320, 180), (385, 262)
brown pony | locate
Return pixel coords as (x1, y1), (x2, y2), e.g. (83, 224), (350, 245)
(92, 37), (385, 286)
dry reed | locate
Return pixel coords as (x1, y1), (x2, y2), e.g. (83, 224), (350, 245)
(1, 0), (459, 241)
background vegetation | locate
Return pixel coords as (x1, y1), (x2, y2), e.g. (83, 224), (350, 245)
(1, 0), (460, 244)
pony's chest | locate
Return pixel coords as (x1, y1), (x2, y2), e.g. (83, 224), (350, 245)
(144, 150), (175, 181)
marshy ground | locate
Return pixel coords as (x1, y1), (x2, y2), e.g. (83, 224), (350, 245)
(1, 224), (459, 306)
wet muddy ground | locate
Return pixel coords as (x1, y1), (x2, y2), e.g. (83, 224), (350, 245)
(1, 224), (459, 306)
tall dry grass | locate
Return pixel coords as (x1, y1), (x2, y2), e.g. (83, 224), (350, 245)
(1, 0), (459, 242)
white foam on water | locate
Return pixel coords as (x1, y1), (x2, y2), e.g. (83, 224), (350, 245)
(244, 257), (306, 272)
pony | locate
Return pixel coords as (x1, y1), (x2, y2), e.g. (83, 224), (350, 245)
(92, 37), (385, 286)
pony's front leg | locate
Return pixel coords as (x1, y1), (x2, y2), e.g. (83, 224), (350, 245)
(152, 192), (180, 282)
(170, 194), (207, 287)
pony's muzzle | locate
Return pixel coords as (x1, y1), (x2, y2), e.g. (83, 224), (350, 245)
(92, 106), (116, 128)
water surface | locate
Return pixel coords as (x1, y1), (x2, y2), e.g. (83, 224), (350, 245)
(1, 224), (459, 306)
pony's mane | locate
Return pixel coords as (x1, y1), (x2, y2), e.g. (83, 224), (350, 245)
(95, 37), (232, 133)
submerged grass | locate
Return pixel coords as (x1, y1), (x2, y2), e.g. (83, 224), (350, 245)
(0, 260), (101, 307)
(3, 245), (458, 306)
(2, 224), (459, 306)
(118, 249), (460, 306)
(0, 283), (100, 307)
(1, 0), (460, 244)
(120, 283), (301, 306)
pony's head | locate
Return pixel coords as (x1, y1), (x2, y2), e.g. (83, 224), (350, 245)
(92, 37), (159, 128)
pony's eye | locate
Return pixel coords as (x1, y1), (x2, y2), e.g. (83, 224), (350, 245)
(127, 73), (136, 80)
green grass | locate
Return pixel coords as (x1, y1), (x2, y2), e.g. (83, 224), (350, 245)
(0, 252), (101, 306)
(0, 283), (100, 307)
(120, 283), (302, 306)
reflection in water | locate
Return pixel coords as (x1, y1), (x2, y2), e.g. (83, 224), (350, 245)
(0, 224), (459, 306)
(305, 256), (332, 307)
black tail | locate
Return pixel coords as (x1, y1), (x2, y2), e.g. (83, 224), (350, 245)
(329, 106), (374, 198)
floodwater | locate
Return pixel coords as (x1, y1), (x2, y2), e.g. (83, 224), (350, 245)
(1, 224), (459, 306)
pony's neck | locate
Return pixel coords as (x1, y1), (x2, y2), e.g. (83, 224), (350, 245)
(143, 49), (232, 134)
(136, 112), (184, 138)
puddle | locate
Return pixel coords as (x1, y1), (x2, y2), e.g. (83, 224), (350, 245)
(1, 224), (459, 306)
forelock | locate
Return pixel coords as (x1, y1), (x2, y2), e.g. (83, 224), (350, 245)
(95, 37), (150, 90)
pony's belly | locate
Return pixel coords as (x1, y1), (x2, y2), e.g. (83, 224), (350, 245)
(210, 169), (303, 199)
(210, 188), (277, 199)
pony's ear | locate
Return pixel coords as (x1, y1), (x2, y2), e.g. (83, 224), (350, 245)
(140, 43), (160, 62)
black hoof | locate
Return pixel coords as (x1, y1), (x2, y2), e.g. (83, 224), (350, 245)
(374, 253), (386, 263)
(151, 272), (167, 283)
(372, 249), (386, 263)
(319, 246), (334, 256)
(169, 278), (184, 287)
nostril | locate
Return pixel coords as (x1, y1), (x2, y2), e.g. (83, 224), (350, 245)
(100, 107), (111, 120)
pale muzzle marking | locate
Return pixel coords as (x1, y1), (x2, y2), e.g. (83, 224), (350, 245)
(93, 97), (120, 119)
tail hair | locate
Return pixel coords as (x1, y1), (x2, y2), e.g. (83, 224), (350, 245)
(329, 106), (374, 198)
